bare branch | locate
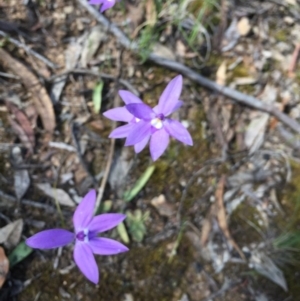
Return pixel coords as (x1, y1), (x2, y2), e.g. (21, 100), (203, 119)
(77, 0), (300, 134)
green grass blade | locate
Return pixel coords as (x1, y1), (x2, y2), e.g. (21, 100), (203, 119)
(93, 81), (104, 114)
(124, 165), (155, 202)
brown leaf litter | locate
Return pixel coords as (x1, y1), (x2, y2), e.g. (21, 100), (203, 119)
(0, 48), (55, 135)
(201, 176), (245, 260)
(0, 247), (9, 289)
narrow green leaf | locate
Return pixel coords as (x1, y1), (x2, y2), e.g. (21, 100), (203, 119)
(124, 165), (155, 202)
(92, 81), (104, 114)
(8, 241), (33, 267)
(101, 200), (113, 213)
(117, 222), (130, 244)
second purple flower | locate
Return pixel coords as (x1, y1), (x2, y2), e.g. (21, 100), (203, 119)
(103, 75), (193, 161)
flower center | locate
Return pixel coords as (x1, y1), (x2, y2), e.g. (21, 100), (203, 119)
(151, 114), (165, 129)
(76, 229), (89, 242)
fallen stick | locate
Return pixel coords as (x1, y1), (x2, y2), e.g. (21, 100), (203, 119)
(77, 0), (300, 134)
(0, 30), (58, 69)
(0, 189), (56, 212)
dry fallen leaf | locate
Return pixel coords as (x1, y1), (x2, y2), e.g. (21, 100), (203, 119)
(152, 43), (176, 60)
(200, 217), (212, 246)
(0, 219), (23, 248)
(0, 49), (55, 135)
(215, 176), (245, 260)
(284, 0), (296, 4)
(176, 40), (186, 57)
(51, 34), (86, 103)
(250, 250), (287, 291)
(127, 1), (145, 29)
(0, 247), (9, 289)
(244, 85), (277, 154)
(237, 17), (251, 36)
(145, 0), (157, 27)
(6, 102), (35, 153)
(12, 146), (30, 201)
(80, 25), (106, 67)
(36, 183), (75, 207)
(216, 61), (227, 86)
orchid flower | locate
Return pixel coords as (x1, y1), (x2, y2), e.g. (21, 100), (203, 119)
(103, 75), (193, 161)
(88, 0), (118, 12)
(26, 190), (128, 284)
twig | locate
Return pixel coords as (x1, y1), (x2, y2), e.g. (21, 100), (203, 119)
(48, 68), (140, 96)
(95, 136), (115, 213)
(0, 30), (58, 69)
(77, 0), (300, 134)
(0, 189), (56, 212)
(94, 94), (117, 213)
(0, 71), (19, 79)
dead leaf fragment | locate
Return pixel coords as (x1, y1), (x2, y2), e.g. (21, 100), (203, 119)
(152, 43), (176, 60)
(0, 247), (9, 289)
(36, 183), (75, 207)
(237, 17), (251, 36)
(12, 147), (30, 200)
(250, 250), (288, 291)
(151, 194), (175, 217)
(0, 49), (55, 134)
(6, 102), (35, 152)
(215, 176), (245, 259)
(80, 25), (106, 67)
(0, 219), (23, 248)
(284, 0), (296, 4)
(200, 217), (212, 246)
(145, 0), (157, 27)
(244, 85), (277, 153)
(216, 61), (227, 86)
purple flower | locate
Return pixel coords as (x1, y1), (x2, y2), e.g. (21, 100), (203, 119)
(88, 0), (118, 12)
(26, 190), (128, 284)
(103, 75), (193, 161)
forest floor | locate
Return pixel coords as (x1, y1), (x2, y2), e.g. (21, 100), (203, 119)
(1, 0), (300, 300)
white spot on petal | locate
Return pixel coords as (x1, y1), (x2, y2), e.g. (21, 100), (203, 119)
(151, 118), (163, 129)
(84, 228), (89, 242)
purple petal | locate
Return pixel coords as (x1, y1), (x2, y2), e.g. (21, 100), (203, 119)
(126, 103), (155, 120)
(103, 107), (133, 122)
(153, 100), (183, 116)
(164, 119), (193, 145)
(74, 242), (99, 284)
(171, 100), (183, 112)
(154, 75), (183, 116)
(109, 123), (135, 139)
(119, 90), (143, 104)
(73, 190), (96, 231)
(149, 128), (170, 161)
(26, 229), (74, 249)
(88, 213), (126, 234)
(89, 0), (103, 4)
(89, 237), (128, 255)
(100, 0), (116, 12)
(125, 121), (152, 146)
(134, 135), (150, 153)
